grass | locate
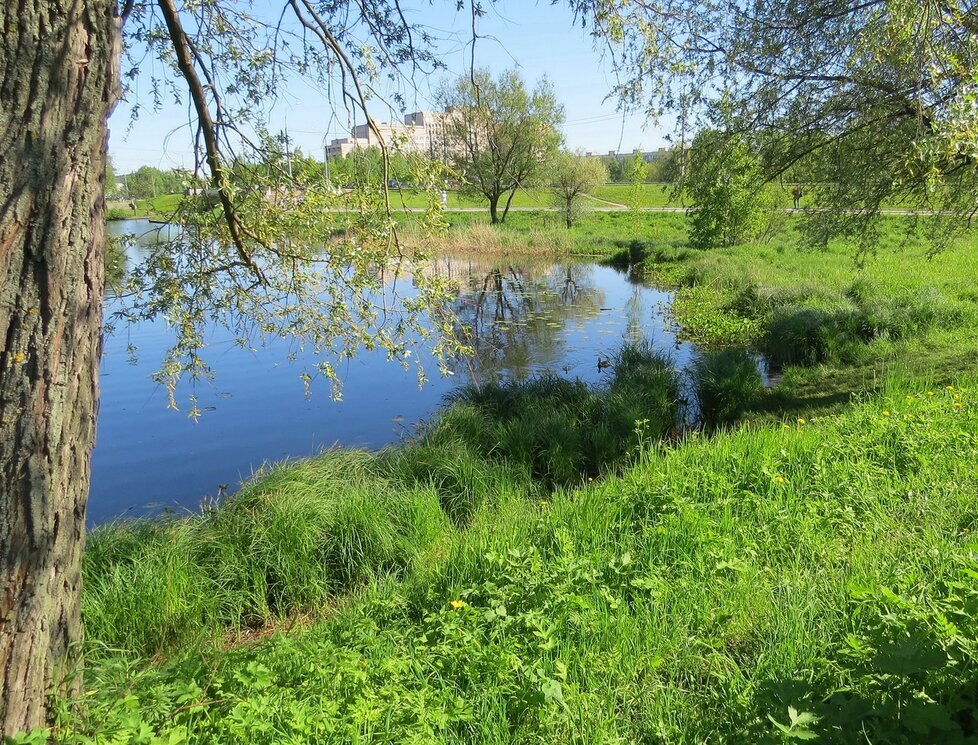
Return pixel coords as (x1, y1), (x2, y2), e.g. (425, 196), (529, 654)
(395, 209), (688, 257)
(80, 346), (678, 659)
(634, 216), (978, 418)
(106, 194), (184, 221)
(691, 347), (763, 427)
(59, 201), (978, 744)
(44, 379), (978, 744)
(589, 182), (679, 208)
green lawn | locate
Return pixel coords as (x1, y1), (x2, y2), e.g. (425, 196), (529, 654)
(589, 182), (679, 207)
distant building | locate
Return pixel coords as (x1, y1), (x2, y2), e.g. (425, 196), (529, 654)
(326, 111), (455, 159)
(600, 147), (680, 164)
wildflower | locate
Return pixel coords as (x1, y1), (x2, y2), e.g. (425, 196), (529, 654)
(450, 599), (466, 610)
(955, 403), (963, 409)
(587, 477), (594, 482)
(946, 385), (955, 391)
(539, 499), (549, 508)
(927, 391), (935, 397)
(774, 476), (785, 484)
(781, 423), (791, 430)
(905, 395), (914, 402)
(797, 417), (806, 425)
(882, 410), (891, 417)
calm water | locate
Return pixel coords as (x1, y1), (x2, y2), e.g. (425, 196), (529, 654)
(90, 219), (698, 524)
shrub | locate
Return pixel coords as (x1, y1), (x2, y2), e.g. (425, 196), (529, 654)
(692, 347), (763, 427)
(763, 306), (832, 367)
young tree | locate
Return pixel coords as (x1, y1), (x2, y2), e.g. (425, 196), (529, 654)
(437, 68), (564, 224)
(624, 150), (648, 212)
(684, 130), (766, 247)
(549, 151), (606, 228)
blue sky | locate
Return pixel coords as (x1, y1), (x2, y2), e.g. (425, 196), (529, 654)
(108, 1), (669, 173)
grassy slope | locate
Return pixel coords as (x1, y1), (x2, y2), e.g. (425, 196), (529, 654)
(58, 382), (978, 744)
(636, 217), (978, 418)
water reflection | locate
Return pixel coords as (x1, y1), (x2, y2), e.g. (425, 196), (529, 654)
(92, 220), (697, 525)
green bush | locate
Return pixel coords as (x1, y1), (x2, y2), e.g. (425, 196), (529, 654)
(763, 306), (832, 366)
(692, 347), (763, 427)
(435, 346), (679, 485)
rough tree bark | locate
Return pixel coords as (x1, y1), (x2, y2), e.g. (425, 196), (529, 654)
(0, 0), (119, 736)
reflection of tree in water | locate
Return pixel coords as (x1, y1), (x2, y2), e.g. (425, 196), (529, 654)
(437, 257), (604, 382)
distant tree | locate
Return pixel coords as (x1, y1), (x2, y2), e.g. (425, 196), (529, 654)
(603, 155), (626, 183)
(549, 151), (606, 227)
(684, 129), (766, 247)
(646, 147), (683, 183)
(104, 156), (119, 196)
(125, 165), (184, 199)
(437, 68), (564, 224)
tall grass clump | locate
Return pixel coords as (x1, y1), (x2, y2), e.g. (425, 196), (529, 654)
(692, 347), (763, 427)
(424, 343), (679, 486)
(83, 451), (452, 656)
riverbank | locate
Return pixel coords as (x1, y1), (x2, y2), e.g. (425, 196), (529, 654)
(630, 217), (978, 419)
(52, 375), (978, 743)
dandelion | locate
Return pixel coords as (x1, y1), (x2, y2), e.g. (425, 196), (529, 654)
(882, 410), (891, 417)
(774, 476), (785, 484)
(946, 385), (955, 391)
(450, 599), (466, 610)
(539, 499), (549, 508)
(905, 395), (914, 402)
(797, 417), (806, 425)
(955, 403), (963, 409)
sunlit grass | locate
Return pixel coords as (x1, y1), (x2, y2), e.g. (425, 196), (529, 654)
(63, 379), (978, 744)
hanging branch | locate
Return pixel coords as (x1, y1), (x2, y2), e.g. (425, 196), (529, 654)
(156, 0), (266, 282)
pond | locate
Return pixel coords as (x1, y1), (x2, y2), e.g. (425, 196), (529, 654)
(91, 219), (700, 524)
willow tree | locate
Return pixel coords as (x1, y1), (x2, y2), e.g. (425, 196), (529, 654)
(0, 0), (469, 735)
(437, 69), (565, 224)
(569, 0), (978, 247)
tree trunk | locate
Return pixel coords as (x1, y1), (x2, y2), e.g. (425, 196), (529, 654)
(0, 0), (119, 736)
(489, 194), (500, 224)
(501, 188), (517, 224)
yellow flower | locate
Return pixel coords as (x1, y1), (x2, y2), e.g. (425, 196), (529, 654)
(539, 499), (549, 508)
(450, 599), (466, 610)
(905, 395), (914, 402)
(955, 403), (963, 409)
(774, 476), (785, 484)
(882, 410), (890, 417)
(797, 417), (806, 425)
(781, 423), (791, 430)
(946, 385), (955, 391)
(587, 477), (593, 482)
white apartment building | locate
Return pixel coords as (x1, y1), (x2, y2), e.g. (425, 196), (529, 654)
(326, 111), (453, 159)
